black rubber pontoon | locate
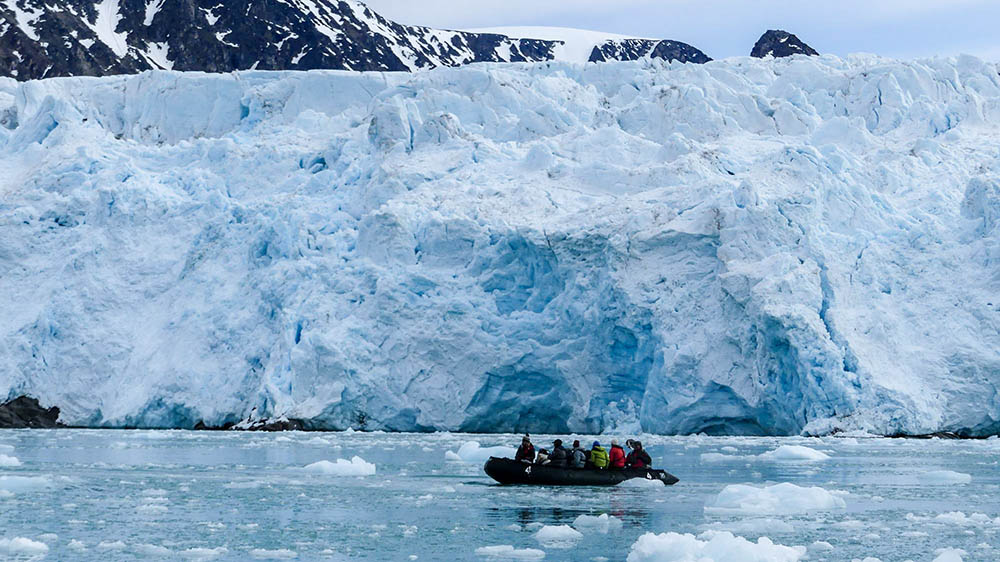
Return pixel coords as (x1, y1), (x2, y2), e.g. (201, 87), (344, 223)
(483, 457), (679, 486)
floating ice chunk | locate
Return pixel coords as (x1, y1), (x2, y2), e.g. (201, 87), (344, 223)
(37, 533), (57, 543)
(757, 445), (829, 462)
(700, 518), (794, 535)
(134, 543), (173, 556)
(68, 539), (87, 551)
(302, 456), (375, 476)
(706, 483), (847, 515)
(137, 504), (169, 514)
(702, 445), (828, 464)
(933, 549), (966, 562)
(524, 522), (545, 531)
(0, 475), (51, 494)
(700, 452), (743, 463)
(572, 514), (622, 534)
(505, 524), (522, 531)
(0, 454), (20, 467)
(250, 548), (298, 559)
(97, 540), (127, 551)
(924, 470), (972, 484)
(618, 477), (665, 488)
(533, 525), (583, 548)
(474, 545), (546, 559)
(0, 445), (14, 453)
(0, 537), (50, 556)
(627, 530), (806, 562)
(444, 442), (516, 463)
(809, 541), (834, 552)
(179, 546), (229, 560)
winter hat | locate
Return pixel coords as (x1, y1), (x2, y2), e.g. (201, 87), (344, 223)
(553, 439), (562, 447)
(592, 441), (601, 448)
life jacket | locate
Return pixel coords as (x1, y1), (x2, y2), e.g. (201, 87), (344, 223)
(590, 446), (609, 468)
(609, 445), (626, 468)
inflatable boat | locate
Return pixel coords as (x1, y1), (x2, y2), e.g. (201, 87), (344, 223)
(483, 457), (679, 486)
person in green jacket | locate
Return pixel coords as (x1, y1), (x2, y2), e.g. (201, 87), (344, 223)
(589, 441), (609, 469)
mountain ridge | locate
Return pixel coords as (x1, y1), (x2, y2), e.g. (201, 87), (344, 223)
(0, 0), (711, 80)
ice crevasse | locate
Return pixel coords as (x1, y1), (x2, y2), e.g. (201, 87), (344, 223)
(0, 54), (999, 435)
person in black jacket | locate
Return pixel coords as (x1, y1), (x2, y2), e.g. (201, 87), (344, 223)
(625, 440), (652, 468)
(548, 439), (569, 467)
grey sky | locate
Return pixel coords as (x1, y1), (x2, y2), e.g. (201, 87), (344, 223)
(363, 1), (1000, 60)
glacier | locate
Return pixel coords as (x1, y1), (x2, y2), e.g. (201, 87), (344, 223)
(1, 54), (999, 435)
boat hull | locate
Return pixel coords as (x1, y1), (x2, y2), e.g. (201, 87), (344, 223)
(483, 457), (679, 486)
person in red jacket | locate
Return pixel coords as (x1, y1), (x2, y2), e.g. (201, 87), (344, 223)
(608, 439), (626, 469)
(514, 435), (535, 463)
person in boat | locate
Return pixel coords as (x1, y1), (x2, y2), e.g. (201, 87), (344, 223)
(589, 441), (609, 469)
(534, 448), (549, 465)
(569, 440), (588, 469)
(608, 439), (627, 470)
(625, 440), (652, 468)
(515, 435), (535, 463)
(548, 439), (569, 467)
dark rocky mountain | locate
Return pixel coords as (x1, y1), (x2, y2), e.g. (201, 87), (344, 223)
(589, 38), (711, 64)
(0, 0), (710, 80)
(750, 29), (818, 58)
(0, 396), (63, 428)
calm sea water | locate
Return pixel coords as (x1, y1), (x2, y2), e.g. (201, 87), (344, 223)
(0, 429), (998, 561)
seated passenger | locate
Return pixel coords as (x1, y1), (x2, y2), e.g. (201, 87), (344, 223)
(548, 439), (569, 467)
(589, 441), (609, 469)
(514, 435), (535, 463)
(608, 439), (626, 469)
(625, 440), (652, 468)
(569, 439), (588, 469)
(534, 448), (549, 465)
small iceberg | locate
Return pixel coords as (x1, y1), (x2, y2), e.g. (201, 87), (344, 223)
(302, 456), (376, 476)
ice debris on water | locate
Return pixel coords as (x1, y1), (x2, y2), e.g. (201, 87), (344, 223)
(924, 470), (972, 484)
(474, 544), (546, 560)
(302, 456), (375, 476)
(0, 537), (50, 556)
(0, 454), (21, 467)
(706, 482), (847, 515)
(444, 442), (515, 463)
(533, 525), (583, 548)
(572, 514), (622, 534)
(702, 444), (829, 463)
(627, 530), (806, 562)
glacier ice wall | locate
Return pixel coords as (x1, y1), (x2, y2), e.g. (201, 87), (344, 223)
(1, 55), (999, 435)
